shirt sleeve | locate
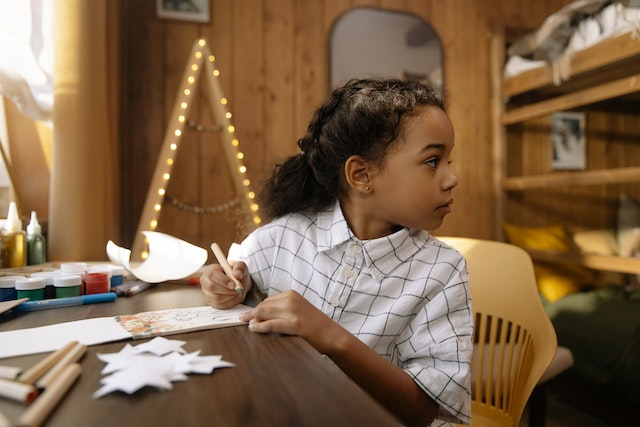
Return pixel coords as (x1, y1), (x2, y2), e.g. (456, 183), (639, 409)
(398, 253), (473, 425)
(227, 225), (279, 294)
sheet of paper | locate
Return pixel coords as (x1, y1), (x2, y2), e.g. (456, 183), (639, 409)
(114, 305), (251, 339)
(0, 305), (251, 359)
(0, 317), (131, 358)
(106, 231), (208, 283)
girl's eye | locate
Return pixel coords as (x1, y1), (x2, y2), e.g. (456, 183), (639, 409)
(426, 157), (440, 168)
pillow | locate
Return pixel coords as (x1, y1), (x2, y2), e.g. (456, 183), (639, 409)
(533, 262), (594, 302)
(503, 223), (594, 302)
(503, 223), (572, 252)
(572, 228), (619, 256)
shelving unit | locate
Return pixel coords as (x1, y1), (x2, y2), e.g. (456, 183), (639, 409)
(492, 29), (640, 274)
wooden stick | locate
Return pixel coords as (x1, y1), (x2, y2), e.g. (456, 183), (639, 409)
(36, 342), (86, 390)
(16, 363), (81, 427)
(211, 243), (243, 294)
(19, 341), (79, 385)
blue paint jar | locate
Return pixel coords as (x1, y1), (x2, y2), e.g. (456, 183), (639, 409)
(108, 265), (125, 287)
(0, 275), (25, 301)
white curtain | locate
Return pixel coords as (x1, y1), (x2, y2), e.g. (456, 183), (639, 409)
(0, 0), (54, 121)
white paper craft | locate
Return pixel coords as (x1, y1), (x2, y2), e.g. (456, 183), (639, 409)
(0, 305), (251, 359)
(106, 231), (208, 283)
(93, 337), (235, 398)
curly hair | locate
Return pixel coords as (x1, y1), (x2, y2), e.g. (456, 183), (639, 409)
(258, 78), (446, 221)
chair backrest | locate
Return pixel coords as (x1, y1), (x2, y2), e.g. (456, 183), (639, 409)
(438, 237), (557, 427)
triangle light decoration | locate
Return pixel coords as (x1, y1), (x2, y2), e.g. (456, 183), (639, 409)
(132, 38), (261, 261)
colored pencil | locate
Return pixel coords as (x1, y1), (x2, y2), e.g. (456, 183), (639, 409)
(17, 363), (81, 427)
(19, 341), (78, 385)
(211, 243), (243, 294)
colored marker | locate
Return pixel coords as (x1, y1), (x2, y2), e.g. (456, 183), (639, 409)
(0, 365), (22, 381)
(211, 243), (244, 294)
(17, 363), (81, 427)
(111, 280), (152, 297)
(14, 292), (117, 312)
(0, 377), (38, 404)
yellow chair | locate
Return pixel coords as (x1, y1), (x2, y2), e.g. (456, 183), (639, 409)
(439, 237), (557, 427)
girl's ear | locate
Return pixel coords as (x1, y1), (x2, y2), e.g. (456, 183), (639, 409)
(344, 155), (373, 193)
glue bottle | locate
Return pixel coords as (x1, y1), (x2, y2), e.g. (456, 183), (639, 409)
(27, 211), (47, 265)
(1, 202), (27, 268)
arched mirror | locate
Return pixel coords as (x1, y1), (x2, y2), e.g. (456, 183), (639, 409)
(330, 7), (443, 91)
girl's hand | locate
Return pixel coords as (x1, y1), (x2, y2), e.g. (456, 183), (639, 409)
(199, 262), (251, 309)
(238, 290), (344, 355)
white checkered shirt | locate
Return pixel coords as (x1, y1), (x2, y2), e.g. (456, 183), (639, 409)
(229, 201), (472, 425)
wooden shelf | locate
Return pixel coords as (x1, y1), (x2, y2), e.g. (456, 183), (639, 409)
(494, 28), (640, 275)
(503, 73), (640, 124)
(525, 249), (640, 275)
(503, 31), (640, 98)
(503, 167), (640, 191)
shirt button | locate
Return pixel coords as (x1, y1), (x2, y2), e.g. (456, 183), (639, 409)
(350, 245), (362, 255)
(343, 269), (354, 279)
(329, 297), (340, 306)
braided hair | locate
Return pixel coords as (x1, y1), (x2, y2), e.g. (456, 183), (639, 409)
(258, 78), (445, 221)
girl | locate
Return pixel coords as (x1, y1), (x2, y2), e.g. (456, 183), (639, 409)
(200, 78), (473, 426)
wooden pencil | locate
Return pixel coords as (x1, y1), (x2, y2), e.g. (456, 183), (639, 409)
(19, 341), (79, 385)
(36, 342), (86, 390)
(16, 363), (81, 427)
(211, 243), (244, 294)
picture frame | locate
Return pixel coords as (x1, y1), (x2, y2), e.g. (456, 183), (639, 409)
(156, 0), (210, 23)
(552, 111), (586, 170)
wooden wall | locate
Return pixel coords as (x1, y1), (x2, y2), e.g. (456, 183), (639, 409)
(119, 0), (574, 252)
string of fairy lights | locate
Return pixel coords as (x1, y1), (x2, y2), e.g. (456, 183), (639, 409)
(132, 38), (261, 260)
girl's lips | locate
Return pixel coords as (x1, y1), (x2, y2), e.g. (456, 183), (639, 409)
(438, 200), (453, 214)
(439, 204), (452, 214)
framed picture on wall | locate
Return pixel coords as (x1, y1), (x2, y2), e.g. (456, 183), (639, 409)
(552, 111), (586, 170)
(156, 0), (210, 23)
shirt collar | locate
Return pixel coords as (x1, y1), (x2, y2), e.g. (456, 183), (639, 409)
(316, 201), (429, 280)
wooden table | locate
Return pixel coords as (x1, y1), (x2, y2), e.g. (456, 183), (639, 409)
(0, 282), (399, 426)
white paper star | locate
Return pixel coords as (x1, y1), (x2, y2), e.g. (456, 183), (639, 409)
(93, 357), (174, 398)
(92, 337), (235, 399)
(132, 336), (186, 356)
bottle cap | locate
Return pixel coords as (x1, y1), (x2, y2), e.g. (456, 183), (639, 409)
(4, 202), (22, 232)
(27, 211), (42, 235)
(14, 277), (45, 290)
(54, 274), (83, 287)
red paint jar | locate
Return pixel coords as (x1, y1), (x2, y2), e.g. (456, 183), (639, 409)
(84, 272), (109, 295)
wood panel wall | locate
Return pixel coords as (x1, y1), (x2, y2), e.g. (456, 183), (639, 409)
(119, 0), (574, 252)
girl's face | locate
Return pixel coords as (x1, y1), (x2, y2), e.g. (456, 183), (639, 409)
(369, 105), (457, 234)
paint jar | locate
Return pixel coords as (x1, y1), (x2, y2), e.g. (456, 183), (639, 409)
(0, 275), (25, 301)
(53, 274), (83, 298)
(59, 262), (87, 275)
(26, 211), (47, 265)
(14, 277), (46, 301)
(1, 202), (27, 268)
(59, 263), (87, 293)
(87, 265), (113, 287)
(108, 265), (125, 287)
(84, 272), (109, 295)
(30, 271), (58, 299)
